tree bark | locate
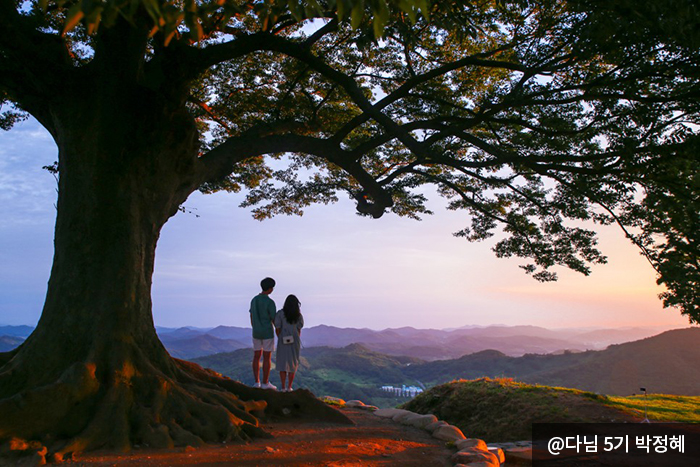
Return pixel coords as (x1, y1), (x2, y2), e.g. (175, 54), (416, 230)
(0, 86), (349, 462)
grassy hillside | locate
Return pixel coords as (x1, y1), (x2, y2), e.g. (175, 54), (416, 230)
(193, 344), (424, 408)
(605, 394), (700, 423)
(527, 328), (700, 395)
(402, 378), (700, 442)
(401, 378), (642, 442)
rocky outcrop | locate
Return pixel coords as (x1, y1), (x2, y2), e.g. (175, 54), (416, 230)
(344, 399), (379, 410)
(372, 407), (506, 466)
(324, 397), (532, 466)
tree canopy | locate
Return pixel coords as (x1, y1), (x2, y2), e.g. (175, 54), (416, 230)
(2, 0), (698, 318)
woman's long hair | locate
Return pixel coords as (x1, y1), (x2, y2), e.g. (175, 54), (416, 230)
(282, 295), (301, 324)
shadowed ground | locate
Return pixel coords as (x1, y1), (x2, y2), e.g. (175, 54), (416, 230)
(69, 407), (454, 466)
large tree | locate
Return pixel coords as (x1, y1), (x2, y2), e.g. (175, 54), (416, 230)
(1, 0), (698, 460)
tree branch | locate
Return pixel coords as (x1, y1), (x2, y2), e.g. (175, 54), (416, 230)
(197, 133), (394, 217)
(188, 33), (274, 75)
(0, 1), (74, 117)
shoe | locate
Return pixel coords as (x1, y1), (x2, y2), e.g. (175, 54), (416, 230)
(261, 382), (277, 390)
(280, 388), (288, 393)
(287, 387), (293, 392)
(253, 382), (261, 388)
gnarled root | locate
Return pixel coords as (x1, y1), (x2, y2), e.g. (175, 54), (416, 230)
(0, 354), (350, 463)
(178, 359), (353, 425)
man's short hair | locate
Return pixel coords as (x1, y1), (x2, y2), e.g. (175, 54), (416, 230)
(260, 277), (276, 291)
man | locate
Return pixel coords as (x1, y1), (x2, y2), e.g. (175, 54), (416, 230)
(250, 277), (277, 389)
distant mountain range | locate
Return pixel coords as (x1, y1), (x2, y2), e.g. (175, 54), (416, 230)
(0, 325), (34, 338)
(193, 328), (700, 406)
(157, 325), (250, 359)
(0, 323), (682, 360)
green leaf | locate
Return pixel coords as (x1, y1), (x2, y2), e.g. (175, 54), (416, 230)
(101, 4), (120, 27)
(371, 0), (389, 37)
(288, 0), (303, 21)
(415, 0), (430, 20)
(304, 0), (322, 18)
(350, 0), (364, 29)
(85, 6), (104, 35)
(62, 3), (84, 35)
(141, 0), (162, 22)
(397, 0), (416, 23)
(163, 29), (177, 46)
(336, 0), (347, 20)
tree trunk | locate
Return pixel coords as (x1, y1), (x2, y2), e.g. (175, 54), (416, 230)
(0, 90), (349, 462)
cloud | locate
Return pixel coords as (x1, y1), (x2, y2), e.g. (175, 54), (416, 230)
(0, 120), (58, 227)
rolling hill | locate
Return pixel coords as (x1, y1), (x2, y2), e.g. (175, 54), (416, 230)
(193, 344), (424, 408)
(159, 334), (247, 359)
(0, 335), (24, 352)
(0, 325), (34, 338)
(525, 328), (700, 395)
(401, 378), (647, 442)
(404, 328), (700, 396)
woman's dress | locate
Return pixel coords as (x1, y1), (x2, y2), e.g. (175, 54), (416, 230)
(275, 311), (304, 372)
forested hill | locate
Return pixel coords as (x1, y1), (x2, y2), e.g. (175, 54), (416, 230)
(521, 327), (700, 396)
(194, 344), (423, 408)
(404, 328), (700, 396)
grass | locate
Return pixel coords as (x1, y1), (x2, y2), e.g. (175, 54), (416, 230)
(401, 378), (700, 442)
(314, 368), (359, 384)
(193, 346), (418, 407)
(604, 394), (700, 423)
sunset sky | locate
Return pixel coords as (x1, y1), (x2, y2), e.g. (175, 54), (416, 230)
(0, 118), (691, 331)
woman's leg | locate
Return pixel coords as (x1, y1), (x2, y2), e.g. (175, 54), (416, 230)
(287, 372), (295, 390)
(280, 371), (287, 390)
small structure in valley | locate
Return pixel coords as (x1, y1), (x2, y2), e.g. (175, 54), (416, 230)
(381, 385), (423, 397)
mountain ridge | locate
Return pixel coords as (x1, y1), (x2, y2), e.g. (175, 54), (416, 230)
(1, 324), (688, 360)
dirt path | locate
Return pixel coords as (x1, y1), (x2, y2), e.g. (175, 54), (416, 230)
(71, 408), (455, 466)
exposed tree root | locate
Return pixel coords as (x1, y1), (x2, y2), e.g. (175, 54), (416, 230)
(178, 359), (353, 424)
(0, 353), (351, 463)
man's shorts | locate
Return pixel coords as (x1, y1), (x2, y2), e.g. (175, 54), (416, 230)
(252, 338), (275, 352)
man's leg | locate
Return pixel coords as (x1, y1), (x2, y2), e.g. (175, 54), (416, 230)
(252, 350), (262, 384)
(262, 351), (272, 384)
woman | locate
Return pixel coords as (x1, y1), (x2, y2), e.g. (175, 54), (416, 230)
(274, 294), (304, 392)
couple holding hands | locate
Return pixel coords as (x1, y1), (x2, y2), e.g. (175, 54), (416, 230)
(250, 277), (303, 392)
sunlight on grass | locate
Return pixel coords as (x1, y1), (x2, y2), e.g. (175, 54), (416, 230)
(403, 378), (700, 442)
(604, 394), (700, 422)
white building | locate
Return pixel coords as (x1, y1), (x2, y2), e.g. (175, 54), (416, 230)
(380, 384), (424, 397)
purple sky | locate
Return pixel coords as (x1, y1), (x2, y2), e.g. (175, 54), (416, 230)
(0, 118), (691, 330)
